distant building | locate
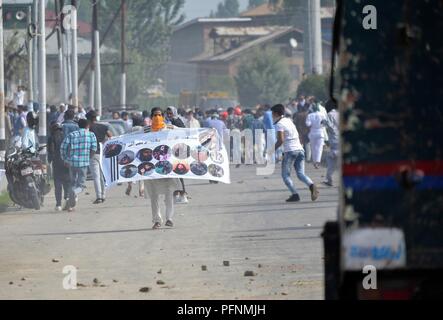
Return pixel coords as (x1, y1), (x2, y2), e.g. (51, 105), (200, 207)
(165, 16), (332, 96)
(240, 3), (335, 43)
(166, 18), (254, 94)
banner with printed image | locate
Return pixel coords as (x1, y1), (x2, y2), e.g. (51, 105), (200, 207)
(101, 128), (231, 188)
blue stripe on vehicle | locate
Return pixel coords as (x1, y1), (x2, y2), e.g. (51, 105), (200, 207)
(343, 176), (443, 190)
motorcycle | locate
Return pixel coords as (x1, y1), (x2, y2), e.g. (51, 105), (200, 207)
(5, 145), (51, 210)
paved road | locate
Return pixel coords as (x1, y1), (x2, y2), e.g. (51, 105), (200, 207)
(0, 164), (338, 300)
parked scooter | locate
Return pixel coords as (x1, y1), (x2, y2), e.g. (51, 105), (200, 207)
(5, 145), (51, 210)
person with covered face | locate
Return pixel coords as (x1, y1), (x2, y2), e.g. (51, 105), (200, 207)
(145, 108), (181, 229)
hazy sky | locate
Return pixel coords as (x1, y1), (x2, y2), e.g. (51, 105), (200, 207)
(183, 0), (250, 21)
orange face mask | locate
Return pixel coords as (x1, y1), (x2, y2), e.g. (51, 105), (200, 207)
(151, 115), (166, 132)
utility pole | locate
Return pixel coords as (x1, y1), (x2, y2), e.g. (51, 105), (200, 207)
(33, 0), (39, 105)
(38, 0), (47, 148)
(89, 0), (95, 110)
(93, 0), (102, 117)
(60, 0), (69, 102)
(66, 30), (72, 102)
(304, 0), (323, 76)
(311, 0), (323, 74)
(71, 0), (78, 107)
(120, 0), (126, 110)
(55, 0), (65, 103)
(0, 0), (6, 165)
(303, 0), (312, 75)
(27, 5), (33, 104)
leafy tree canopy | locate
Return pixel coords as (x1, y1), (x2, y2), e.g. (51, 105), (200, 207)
(235, 47), (291, 106)
(213, 0), (240, 18)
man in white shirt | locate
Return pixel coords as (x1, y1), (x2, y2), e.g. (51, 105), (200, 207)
(306, 103), (327, 168)
(57, 104), (67, 124)
(271, 104), (319, 203)
(14, 86), (26, 107)
(185, 110), (201, 128)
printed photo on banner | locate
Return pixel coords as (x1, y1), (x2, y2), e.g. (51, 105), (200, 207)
(101, 128), (230, 187)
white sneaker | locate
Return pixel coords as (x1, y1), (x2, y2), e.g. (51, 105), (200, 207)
(55, 206), (62, 212)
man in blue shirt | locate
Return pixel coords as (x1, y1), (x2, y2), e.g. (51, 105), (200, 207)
(62, 109), (79, 137)
(13, 105), (27, 138)
(61, 119), (97, 212)
(207, 112), (228, 150)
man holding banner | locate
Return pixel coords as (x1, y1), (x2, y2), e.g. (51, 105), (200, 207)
(101, 106), (230, 230)
(145, 108), (180, 229)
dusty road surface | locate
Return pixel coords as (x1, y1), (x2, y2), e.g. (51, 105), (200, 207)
(0, 164), (338, 300)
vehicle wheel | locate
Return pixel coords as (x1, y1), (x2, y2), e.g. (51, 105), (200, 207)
(7, 183), (20, 206)
(25, 177), (41, 210)
(322, 221), (340, 300)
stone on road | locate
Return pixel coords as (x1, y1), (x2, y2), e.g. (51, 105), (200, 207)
(0, 164), (337, 299)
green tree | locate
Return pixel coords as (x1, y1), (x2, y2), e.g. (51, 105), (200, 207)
(296, 74), (329, 102)
(206, 75), (237, 97)
(4, 31), (27, 90)
(268, 0), (335, 11)
(214, 0), (240, 18)
(248, 0), (266, 9)
(96, 0), (185, 107)
(235, 47), (291, 106)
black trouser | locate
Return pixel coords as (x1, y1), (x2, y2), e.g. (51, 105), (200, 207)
(53, 165), (70, 207)
(180, 178), (186, 193)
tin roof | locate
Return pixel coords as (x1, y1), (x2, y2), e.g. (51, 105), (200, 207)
(190, 26), (296, 63)
(209, 26), (282, 37)
(174, 17), (252, 32)
(190, 26), (332, 63)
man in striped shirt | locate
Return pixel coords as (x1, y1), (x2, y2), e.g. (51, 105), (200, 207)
(61, 119), (97, 212)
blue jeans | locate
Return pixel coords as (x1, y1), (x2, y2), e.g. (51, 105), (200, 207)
(326, 144), (339, 184)
(68, 167), (87, 207)
(69, 167), (87, 191)
(282, 150), (313, 195)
